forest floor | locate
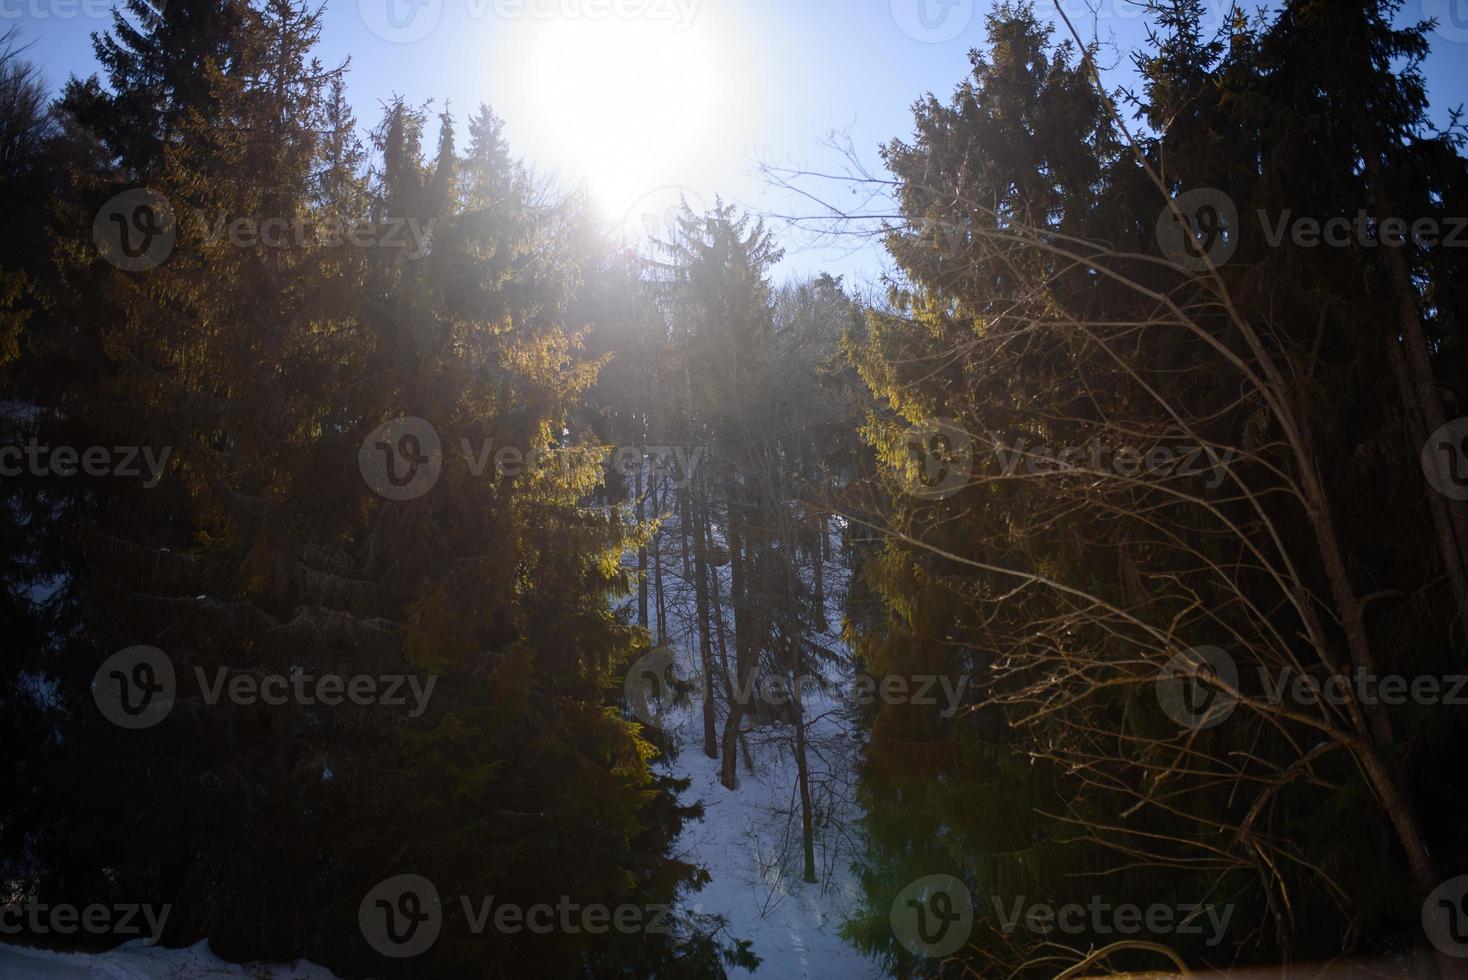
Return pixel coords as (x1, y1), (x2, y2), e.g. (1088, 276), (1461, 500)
(636, 516), (886, 979)
(0, 941), (336, 978)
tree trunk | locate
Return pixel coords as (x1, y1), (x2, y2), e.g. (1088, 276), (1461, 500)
(636, 465), (648, 631)
(690, 469), (718, 759)
(812, 515), (828, 633)
(651, 472), (667, 646)
(793, 676), (818, 884)
(721, 483), (750, 789)
(678, 480), (692, 580)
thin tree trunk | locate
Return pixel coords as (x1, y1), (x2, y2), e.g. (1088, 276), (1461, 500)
(651, 472), (667, 646)
(812, 516), (828, 633)
(690, 468), (718, 758)
(636, 465), (648, 631)
(793, 673), (817, 884)
(678, 481), (692, 579)
(720, 483), (750, 789)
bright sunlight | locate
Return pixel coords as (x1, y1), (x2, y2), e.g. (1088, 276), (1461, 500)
(506, 14), (737, 224)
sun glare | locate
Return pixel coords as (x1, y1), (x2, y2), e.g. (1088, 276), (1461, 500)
(508, 16), (733, 227)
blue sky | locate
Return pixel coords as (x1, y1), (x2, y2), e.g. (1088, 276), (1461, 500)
(9, 0), (1468, 284)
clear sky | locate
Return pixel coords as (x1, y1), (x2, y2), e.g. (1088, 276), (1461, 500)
(8, 0), (1468, 285)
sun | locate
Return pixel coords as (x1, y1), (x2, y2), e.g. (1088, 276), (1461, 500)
(506, 14), (734, 225)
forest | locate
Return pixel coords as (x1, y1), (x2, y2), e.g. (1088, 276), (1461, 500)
(2, 0), (1467, 976)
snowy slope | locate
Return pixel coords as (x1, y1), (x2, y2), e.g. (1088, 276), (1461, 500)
(627, 510), (886, 980)
(0, 941), (340, 979)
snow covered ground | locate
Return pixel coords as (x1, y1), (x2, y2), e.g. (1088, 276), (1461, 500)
(629, 510), (886, 980)
(0, 941), (340, 979)
(663, 737), (883, 980)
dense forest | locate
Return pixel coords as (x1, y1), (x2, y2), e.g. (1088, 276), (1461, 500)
(2, 0), (1467, 976)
